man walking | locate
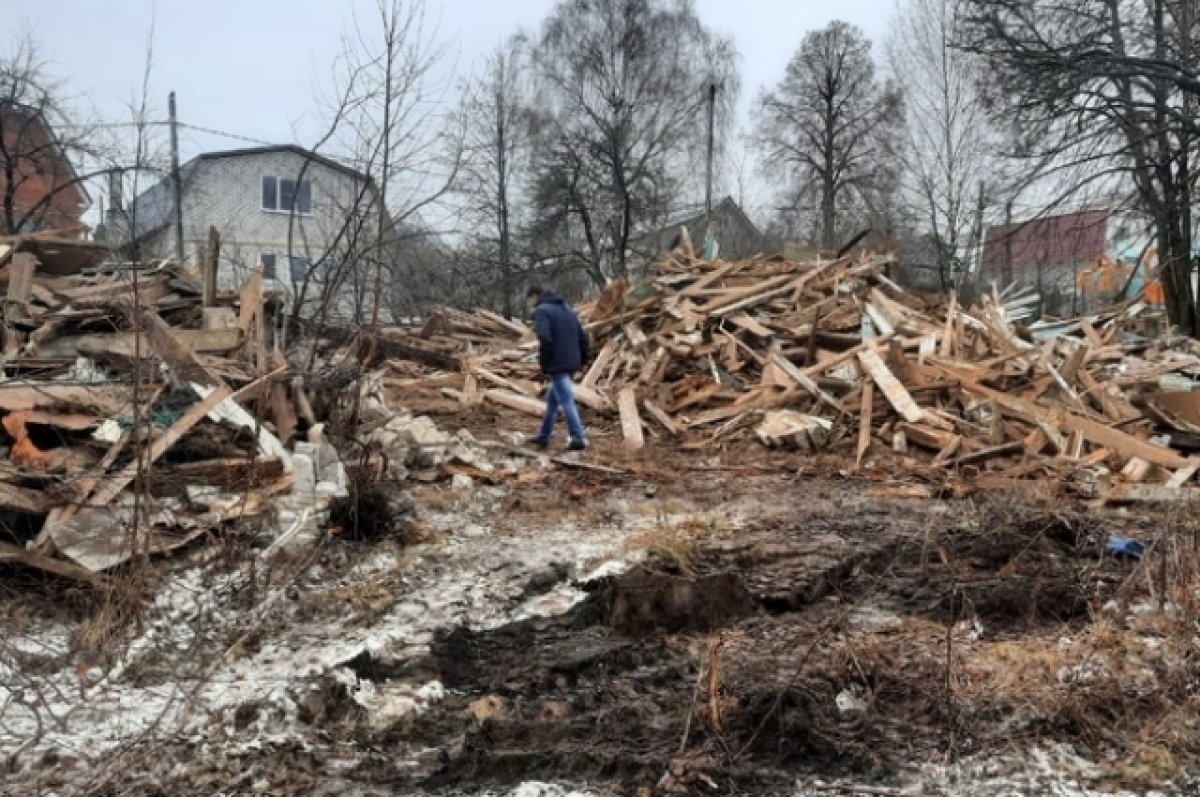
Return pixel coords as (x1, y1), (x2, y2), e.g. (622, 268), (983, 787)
(528, 286), (589, 451)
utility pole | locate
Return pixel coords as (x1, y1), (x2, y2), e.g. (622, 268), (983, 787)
(704, 81), (717, 242)
(168, 91), (185, 262)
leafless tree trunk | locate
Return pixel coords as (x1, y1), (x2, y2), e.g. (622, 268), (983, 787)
(754, 21), (904, 252)
(528, 0), (738, 287)
(888, 0), (1000, 293)
(454, 37), (534, 318)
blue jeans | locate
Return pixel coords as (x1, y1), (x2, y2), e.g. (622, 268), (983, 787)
(537, 372), (586, 444)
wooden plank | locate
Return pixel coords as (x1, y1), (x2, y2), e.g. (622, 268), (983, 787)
(7, 252), (36, 313)
(932, 435), (964, 466)
(0, 384), (132, 416)
(85, 384), (234, 509)
(643, 399), (683, 436)
(1059, 413), (1187, 469)
(939, 295), (957, 357)
(1120, 457), (1153, 483)
(900, 423), (957, 451)
(728, 313), (774, 338)
(20, 411), (99, 430)
(484, 388), (545, 417)
(858, 348), (924, 423)
(36, 327), (244, 359)
(1166, 458), (1200, 488)
(136, 307), (225, 388)
(573, 383), (612, 412)
(1060, 343), (1089, 384)
(474, 365), (535, 397)
(617, 387), (645, 451)
(1065, 429), (1085, 459)
(238, 268), (264, 335)
(947, 442), (1024, 469)
(864, 302), (896, 337)
(1081, 318), (1105, 347)
(476, 308), (528, 337)
(855, 380), (874, 471)
(0, 481), (47, 514)
(1078, 369), (1132, 421)
(769, 352), (846, 416)
(942, 363), (1186, 467)
(582, 340), (618, 387)
(269, 382), (297, 443)
(0, 540), (104, 586)
(679, 259), (741, 297)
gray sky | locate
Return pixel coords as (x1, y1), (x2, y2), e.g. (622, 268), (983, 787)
(13, 0), (893, 163)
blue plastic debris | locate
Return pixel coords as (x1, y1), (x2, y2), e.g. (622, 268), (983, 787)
(1107, 536), (1145, 560)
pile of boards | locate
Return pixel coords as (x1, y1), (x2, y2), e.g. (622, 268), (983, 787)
(0, 233), (317, 583)
(390, 246), (1200, 502)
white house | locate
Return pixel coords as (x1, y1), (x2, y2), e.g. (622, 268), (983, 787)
(116, 145), (383, 323)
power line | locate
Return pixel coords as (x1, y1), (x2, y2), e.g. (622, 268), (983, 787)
(175, 122), (277, 148)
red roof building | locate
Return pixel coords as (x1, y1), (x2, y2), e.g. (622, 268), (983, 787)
(980, 210), (1109, 286)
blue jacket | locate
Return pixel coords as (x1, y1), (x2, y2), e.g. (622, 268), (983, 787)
(532, 291), (589, 375)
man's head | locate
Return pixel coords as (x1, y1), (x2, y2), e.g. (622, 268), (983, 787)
(526, 285), (544, 308)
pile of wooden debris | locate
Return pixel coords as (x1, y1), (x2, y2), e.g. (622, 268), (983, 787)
(0, 233), (333, 583)
(385, 248), (1200, 502)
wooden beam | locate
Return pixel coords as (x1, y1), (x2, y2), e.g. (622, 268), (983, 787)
(1059, 413), (1187, 469)
(484, 388), (545, 417)
(0, 481), (47, 514)
(0, 540), (104, 586)
(770, 352), (846, 416)
(6, 252), (35, 316)
(36, 326), (243, 359)
(855, 380), (874, 471)
(85, 384), (234, 509)
(858, 348), (924, 423)
(203, 226), (219, 307)
(238, 268), (264, 335)
(643, 399), (683, 436)
(617, 387), (645, 451)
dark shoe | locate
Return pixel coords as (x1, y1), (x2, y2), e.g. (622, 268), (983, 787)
(567, 439), (588, 452)
(530, 437), (549, 450)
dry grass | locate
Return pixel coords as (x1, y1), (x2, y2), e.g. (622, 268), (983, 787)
(69, 562), (160, 667)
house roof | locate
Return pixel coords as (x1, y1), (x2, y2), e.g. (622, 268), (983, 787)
(981, 210), (1108, 274)
(659, 195), (763, 240)
(188, 144), (371, 184)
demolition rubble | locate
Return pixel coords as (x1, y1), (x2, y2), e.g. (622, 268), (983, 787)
(3, 227), (1200, 583)
(375, 242), (1200, 504)
(0, 233), (355, 582)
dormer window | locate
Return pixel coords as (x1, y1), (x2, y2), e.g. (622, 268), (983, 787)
(261, 176), (312, 214)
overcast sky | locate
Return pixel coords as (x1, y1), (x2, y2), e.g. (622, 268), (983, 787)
(11, 0), (894, 163)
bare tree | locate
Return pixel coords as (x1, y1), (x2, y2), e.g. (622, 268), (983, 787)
(888, 0), (999, 292)
(454, 37), (534, 317)
(279, 0), (463, 347)
(754, 20), (904, 251)
(0, 31), (115, 235)
(528, 0), (739, 287)
(963, 0), (1200, 333)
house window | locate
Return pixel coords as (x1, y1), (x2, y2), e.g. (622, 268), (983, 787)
(261, 176), (312, 214)
(260, 253), (277, 279)
(289, 255), (310, 283)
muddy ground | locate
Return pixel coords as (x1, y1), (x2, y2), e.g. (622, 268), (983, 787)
(4, 429), (1200, 795)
